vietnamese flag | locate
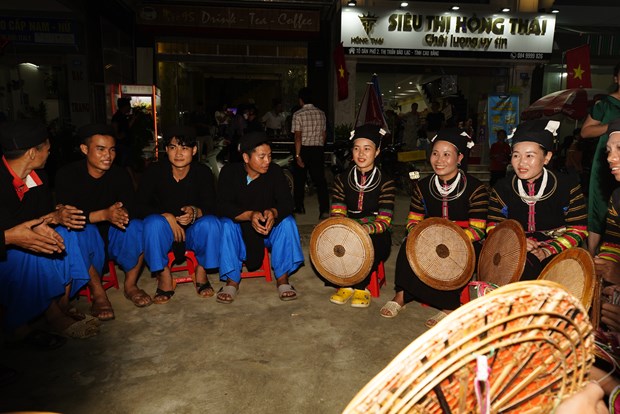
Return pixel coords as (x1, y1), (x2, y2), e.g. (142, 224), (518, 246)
(565, 45), (592, 88)
(333, 42), (349, 101)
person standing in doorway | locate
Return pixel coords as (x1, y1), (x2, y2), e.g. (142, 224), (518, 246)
(401, 103), (420, 150)
(488, 129), (511, 187)
(262, 99), (285, 139)
(292, 87), (329, 219)
(425, 101), (446, 139)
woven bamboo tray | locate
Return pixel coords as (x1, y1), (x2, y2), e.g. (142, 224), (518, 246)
(343, 280), (594, 414)
(406, 217), (475, 291)
(310, 217), (374, 286)
(478, 219), (527, 286)
(537, 247), (595, 310)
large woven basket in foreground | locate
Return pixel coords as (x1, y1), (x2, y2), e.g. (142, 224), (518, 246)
(343, 281), (594, 414)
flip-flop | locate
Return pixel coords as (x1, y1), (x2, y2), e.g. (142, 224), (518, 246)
(425, 311), (448, 329)
(277, 283), (297, 301)
(380, 301), (405, 318)
(216, 285), (238, 304)
(124, 288), (153, 307)
(65, 307), (101, 326)
(153, 288), (175, 305)
(61, 319), (100, 339)
(195, 280), (214, 298)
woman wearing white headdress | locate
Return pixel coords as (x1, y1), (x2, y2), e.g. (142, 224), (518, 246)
(487, 120), (588, 280)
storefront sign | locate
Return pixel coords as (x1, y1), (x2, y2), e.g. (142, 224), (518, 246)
(342, 8), (555, 60)
(137, 5), (319, 32)
(0, 16), (76, 45)
(488, 95), (519, 145)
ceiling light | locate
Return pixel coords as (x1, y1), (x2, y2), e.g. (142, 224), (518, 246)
(501, 7), (510, 12)
(551, 8), (559, 13)
(347, 0), (356, 6)
(451, 6), (460, 11)
(400, 1), (409, 7)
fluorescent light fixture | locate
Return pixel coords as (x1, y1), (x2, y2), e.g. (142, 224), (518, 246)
(501, 7), (510, 12)
(347, 0), (356, 6)
(400, 1), (409, 7)
(451, 5), (460, 11)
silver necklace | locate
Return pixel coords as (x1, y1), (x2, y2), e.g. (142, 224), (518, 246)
(434, 172), (461, 197)
(348, 166), (381, 192)
(429, 171), (467, 201)
(517, 168), (548, 205)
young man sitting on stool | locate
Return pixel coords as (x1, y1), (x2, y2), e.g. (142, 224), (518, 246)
(216, 131), (304, 303)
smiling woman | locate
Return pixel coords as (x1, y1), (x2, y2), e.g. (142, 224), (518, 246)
(380, 128), (488, 321)
(487, 120), (588, 281)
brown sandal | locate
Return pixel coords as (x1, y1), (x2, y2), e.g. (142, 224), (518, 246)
(124, 288), (153, 307)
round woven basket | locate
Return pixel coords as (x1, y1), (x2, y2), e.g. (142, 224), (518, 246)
(310, 217), (374, 286)
(538, 247), (595, 310)
(406, 217), (474, 291)
(478, 219), (527, 286)
(343, 280), (594, 414)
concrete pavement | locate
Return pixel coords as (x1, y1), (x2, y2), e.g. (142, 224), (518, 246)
(0, 193), (441, 414)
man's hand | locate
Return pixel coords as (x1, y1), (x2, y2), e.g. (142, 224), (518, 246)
(176, 206), (195, 226)
(250, 211), (269, 235)
(594, 257), (620, 285)
(53, 204), (86, 229)
(262, 209), (277, 233)
(163, 213), (185, 242)
(295, 155), (305, 168)
(106, 202), (129, 229)
(5, 217), (65, 254)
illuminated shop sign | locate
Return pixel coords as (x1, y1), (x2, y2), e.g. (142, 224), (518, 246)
(0, 16), (76, 45)
(137, 5), (319, 32)
(342, 8), (555, 60)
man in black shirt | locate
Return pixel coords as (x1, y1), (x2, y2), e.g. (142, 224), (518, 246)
(136, 126), (221, 304)
(55, 124), (150, 317)
(216, 131), (304, 303)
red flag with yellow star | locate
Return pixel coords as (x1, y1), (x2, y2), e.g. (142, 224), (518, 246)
(333, 42), (348, 101)
(565, 45), (592, 88)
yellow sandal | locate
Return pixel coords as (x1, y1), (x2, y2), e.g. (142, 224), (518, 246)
(351, 289), (371, 308)
(330, 288), (354, 305)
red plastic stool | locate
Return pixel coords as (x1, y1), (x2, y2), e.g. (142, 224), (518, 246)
(79, 260), (120, 302)
(241, 247), (272, 282)
(167, 250), (198, 285)
(367, 261), (386, 298)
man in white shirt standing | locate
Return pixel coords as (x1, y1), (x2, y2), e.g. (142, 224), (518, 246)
(262, 99), (285, 139)
(291, 87), (329, 219)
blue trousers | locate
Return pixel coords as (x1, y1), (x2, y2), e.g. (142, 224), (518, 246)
(219, 215), (304, 283)
(107, 219), (144, 272)
(0, 227), (94, 330)
(73, 224), (106, 285)
(143, 214), (221, 272)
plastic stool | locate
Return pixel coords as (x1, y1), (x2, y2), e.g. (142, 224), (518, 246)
(241, 247), (272, 282)
(167, 250), (198, 285)
(79, 260), (120, 302)
(367, 261), (386, 298)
